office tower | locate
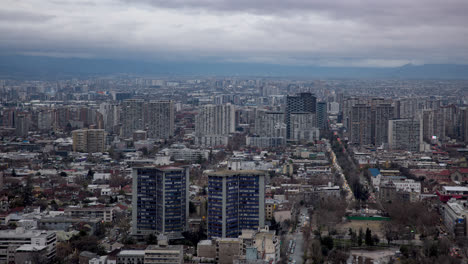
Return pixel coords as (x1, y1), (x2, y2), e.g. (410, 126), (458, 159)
(254, 109), (286, 138)
(121, 99), (145, 138)
(285, 92), (317, 139)
(147, 100), (174, 140)
(388, 118), (421, 152)
(373, 104), (394, 146)
(132, 167), (189, 239)
(350, 104), (372, 145)
(72, 129), (106, 153)
(207, 170), (265, 238)
(316, 101), (328, 130)
(289, 113), (319, 142)
(195, 104), (235, 146)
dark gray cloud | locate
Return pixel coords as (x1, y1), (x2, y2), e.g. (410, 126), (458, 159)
(0, 0), (467, 67)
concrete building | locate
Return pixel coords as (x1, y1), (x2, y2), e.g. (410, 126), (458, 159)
(216, 238), (241, 264)
(132, 167), (189, 239)
(442, 200), (468, 237)
(254, 110), (285, 138)
(146, 100), (174, 140)
(144, 239), (183, 264)
(116, 250), (145, 264)
(195, 104), (235, 146)
(72, 129), (106, 153)
(0, 228), (56, 263)
(239, 227), (280, 264)
(121, 99), (145, 138)
(15, 245), (48, 264)
(388, 118), (421, 152)
(207, 170), (265, 238)
(350, 104), (372, 145)
(316, 101), (328, 130)
(374, 104), (394, 146)
(286, 92), (317, 139)
(64, 207), (114, 222)
(289, 112), (319, 142)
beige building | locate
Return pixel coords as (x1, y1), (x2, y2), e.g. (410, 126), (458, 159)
(72, 129), (106, 153)
(216, 238), (241, 264)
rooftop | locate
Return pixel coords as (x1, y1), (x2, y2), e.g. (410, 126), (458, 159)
(207, 170), (266, 177)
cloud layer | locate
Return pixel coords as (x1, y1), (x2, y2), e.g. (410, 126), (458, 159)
(1, 0), (467, 67)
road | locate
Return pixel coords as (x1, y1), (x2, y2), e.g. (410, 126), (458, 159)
(287, 231), (304, 264)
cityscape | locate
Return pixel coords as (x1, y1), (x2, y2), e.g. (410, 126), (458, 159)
(2, 0), (468, 264)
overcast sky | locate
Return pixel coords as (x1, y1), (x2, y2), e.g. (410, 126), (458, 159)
(1, 0), (467, 67)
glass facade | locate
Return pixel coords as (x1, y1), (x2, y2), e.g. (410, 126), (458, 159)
(134, 167), (188, 236)
(208, 172), (264, 238)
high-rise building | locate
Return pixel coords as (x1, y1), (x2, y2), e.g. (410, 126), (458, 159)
(350, 104), (372, 145)
(254, 110), (285, 138)
(195, 104), (235, 146)
(121, 99), (145, 138)
(373, 104), (394, 146)
(72, 129), (106, 153)
(15, 113), (29, 137)
(316, 101), (328, 130)
(146, 100), (174, 140)
(132, 167), (189, 239)
(207, 170), (265, 238)
(388, 118), (421, 152)
(289, 112), (319, 142)
(285, 92), (316, 139)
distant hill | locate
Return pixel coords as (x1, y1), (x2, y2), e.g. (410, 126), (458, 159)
(0, 55), (468, 79)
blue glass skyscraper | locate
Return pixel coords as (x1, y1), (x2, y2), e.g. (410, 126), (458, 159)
(207, 170), (265, 238)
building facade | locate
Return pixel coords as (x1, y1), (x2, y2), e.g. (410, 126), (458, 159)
(207, 170), (265, 238)
(132, 167), (189, 239)
(146, 100), (174, 140)
(72, 129), (106, 153)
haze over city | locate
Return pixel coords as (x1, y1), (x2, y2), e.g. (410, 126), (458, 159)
(1, 1), (468, 264)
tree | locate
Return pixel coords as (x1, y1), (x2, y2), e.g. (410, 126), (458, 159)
(358, 228), (363, 246)
(365, 228), (373, 246)
(146, 234), (158, 245)
(321, 236), (334, 250)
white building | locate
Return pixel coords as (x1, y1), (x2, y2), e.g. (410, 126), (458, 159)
(388, 118), (422, 152)
(0, 228), (56, 263)
(195, 104), (235, 146)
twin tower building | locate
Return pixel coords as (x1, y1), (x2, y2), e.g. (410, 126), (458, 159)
(131, 167), (266, 239)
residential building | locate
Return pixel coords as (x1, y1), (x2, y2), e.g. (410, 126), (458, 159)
(195, 104), (235, 146)
(121, 99), (145, 138)
(0, 228), (56, 263)
(72, 129), (106, 153)
(286, 92), (316, 139)
(146, 100), (174, 140)
(442, 200), (468, 237)
(116, 250), (145, 264)
(388, 118), (421, 152)
(64, 207), (115, 222)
